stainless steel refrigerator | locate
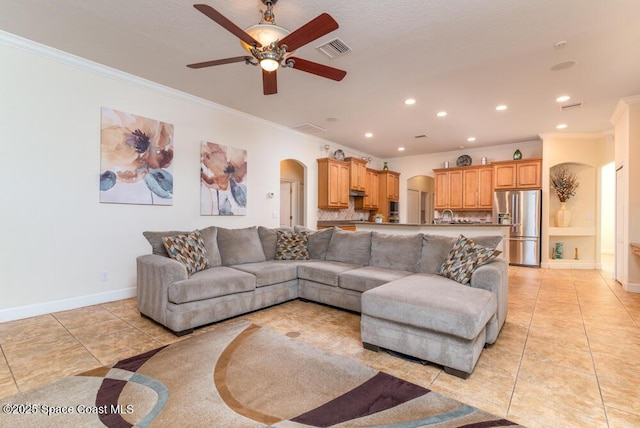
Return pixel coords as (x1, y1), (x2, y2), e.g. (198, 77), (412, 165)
(493, 190), (541, 266)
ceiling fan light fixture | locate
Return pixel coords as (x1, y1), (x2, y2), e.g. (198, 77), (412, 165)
(241, 23), (290, 52)
(260, 58), (280, 72)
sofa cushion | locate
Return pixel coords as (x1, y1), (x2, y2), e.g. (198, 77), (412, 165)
(143, 230), (187, 257)
(258, 226), (294, 260)
(275, 230), (310, 260)
(168, 266), (255, 304)
(369, 232), (423, 272)
(163, 230), (210, 276)
(338, 266), (412, 293)
(438, 235), (502, 284)
(231, 261), (300, 287)
(297, 261), (361, 287)
(217, 226), (266, 266)
(417, 234), (456, 274)
(295, 226), (334, 260)
(325, 230), (372, 266)
(361, 273), (497, 340)
(199, 226), (222, 267)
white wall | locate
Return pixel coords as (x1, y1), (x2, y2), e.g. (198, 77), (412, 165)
(384, 140), (542, 223)
(600, 162), (615, 253)
(0, 32), (374, 320)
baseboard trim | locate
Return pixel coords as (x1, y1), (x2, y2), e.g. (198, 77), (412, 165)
(622, 282), (640, 293)
(0, 288), (137, 323)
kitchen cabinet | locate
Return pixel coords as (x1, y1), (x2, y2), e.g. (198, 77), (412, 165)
(380, 170), (400, 201)
(317, 158), (349, 209)
(434, 169), (463, 209)
(346, 157), (367, 192)
(355, 168), (380, 210)
(493, 159), (542, 190)
(462, 166), (493, 209)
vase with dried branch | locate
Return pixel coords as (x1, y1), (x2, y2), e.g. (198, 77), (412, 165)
(550, 167), (579, 227)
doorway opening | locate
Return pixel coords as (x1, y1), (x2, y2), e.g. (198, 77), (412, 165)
(406, 175), (434, 224)
(280, 159), (306, 228)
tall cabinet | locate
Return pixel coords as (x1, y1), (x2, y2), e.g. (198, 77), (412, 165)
(434, 166), (492, 210)
(317, 158), (349, 209)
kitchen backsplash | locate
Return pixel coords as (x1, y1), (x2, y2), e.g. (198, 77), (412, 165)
(434, 210), (493, 223)
(317, 199), (371, 221)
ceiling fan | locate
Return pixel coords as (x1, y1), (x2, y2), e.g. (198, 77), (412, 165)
(187, 1), (347, 95)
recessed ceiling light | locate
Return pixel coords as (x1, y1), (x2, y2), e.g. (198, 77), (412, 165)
(550, 60), (577, 71)
(404, 98), (416, 105)
(496, 105), (508, 111)
(326, 117), (338, 122)
(364, 132), (373, 138)
(398, 147), (405, 151)
(556, 123), (568, 129)
(467, 137), (476, 142)
(556, 95), (571, 103)
(437, 111), (447, 117)
(554, 40), (567, 49)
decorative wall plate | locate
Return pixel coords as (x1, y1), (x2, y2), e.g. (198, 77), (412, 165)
(456, 154), (472, 167)
(333, 149), (345, 160)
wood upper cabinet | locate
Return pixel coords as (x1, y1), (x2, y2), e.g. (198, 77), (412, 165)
(356, 168), (380, 210)
(493, 159), (541, 190)
(345, 157), (367, 192)
(380, 170), (400, 201)
(434, 169), (463, 209)
(317, 158), (349, 209)
(462, 166), (493, 209)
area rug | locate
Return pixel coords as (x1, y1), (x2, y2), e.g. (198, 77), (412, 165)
(0, 321), (522, 427)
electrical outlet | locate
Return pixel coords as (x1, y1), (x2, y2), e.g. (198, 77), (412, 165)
(272, 211), (278, 218)
(101, 271), (109, 282)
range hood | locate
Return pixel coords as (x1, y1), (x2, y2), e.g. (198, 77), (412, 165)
(349, 190), (366, 197)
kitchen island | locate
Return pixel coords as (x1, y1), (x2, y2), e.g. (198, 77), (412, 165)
(352, 222), (511, 262)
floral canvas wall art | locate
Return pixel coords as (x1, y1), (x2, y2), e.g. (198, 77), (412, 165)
(201, 142), (247, 215)
(100, 107), (174, 205)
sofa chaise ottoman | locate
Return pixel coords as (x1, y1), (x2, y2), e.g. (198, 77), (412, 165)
(361, 273), (498, 378)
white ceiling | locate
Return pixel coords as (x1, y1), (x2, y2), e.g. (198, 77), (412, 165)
(2, 0), (639, 158)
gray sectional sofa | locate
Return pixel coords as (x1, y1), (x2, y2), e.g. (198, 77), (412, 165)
(137, 225), (508, 377)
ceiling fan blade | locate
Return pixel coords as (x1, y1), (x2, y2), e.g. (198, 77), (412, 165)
(187, 56), (253, 69)
(278, 13), (338, 52)
(262, 69), (278, 95)
(193, 4), (261, 47)
(288, 57), (346, 81)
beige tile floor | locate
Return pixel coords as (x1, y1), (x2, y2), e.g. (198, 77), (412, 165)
(1, 264), (640, 427)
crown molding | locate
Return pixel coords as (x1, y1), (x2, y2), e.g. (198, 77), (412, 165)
(0, 30), (345, 146)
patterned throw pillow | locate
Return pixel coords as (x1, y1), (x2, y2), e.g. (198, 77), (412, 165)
(163, 230), (210, 275)
(438, 235), (501, 284)
(275, 230), (310, 260)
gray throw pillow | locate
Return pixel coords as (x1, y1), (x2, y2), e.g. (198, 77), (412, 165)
(258, 226), (294, 260)
(325, 230), (372, 265)
(217, 226), (267, 266)
(417, 234), (457, 274)
(143, 230), (187, 257)
(370, 232), (423, 272)
(199, 226), (222, 267)
(303, 227), (335, 260)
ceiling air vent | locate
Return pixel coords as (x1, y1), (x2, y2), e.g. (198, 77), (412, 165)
(414, 134), (428, 139)
(560, 102), (583, 111)
(316, 38), (352, 59)
(291, 123), (327, 134)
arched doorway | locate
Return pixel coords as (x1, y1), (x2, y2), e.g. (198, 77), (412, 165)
(280, 159), (306, 227)
(406, 175), (434, 224)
